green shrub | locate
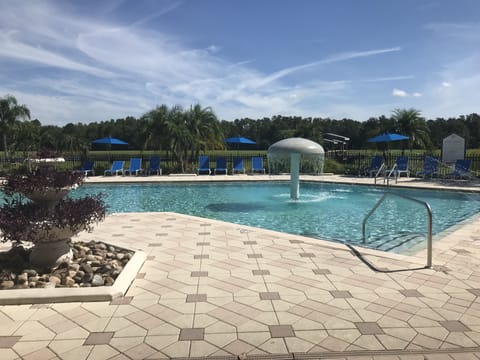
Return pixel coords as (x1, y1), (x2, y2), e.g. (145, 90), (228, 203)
(323, 158), (345, 174)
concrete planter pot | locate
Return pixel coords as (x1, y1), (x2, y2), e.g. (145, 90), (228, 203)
(24, 188), (71, 210)
(29, 238), (74, 268)
(24, 188), (70, 203)
(28, 224), (84, 268)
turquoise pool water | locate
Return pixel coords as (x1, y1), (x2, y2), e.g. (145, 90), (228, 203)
(70, 182), (480, 253)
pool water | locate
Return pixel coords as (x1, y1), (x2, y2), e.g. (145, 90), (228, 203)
(71, 182), (480, 254)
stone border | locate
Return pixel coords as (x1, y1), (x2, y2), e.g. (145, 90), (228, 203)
(0, 247), (146, 305)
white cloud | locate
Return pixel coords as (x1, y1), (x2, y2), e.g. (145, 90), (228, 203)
(441, 81), (452, 87)
(392, 88), (408, 97)
(391, 88), (423, 98)
(206, 45), (220, 53)
(245, 47), (402, 89)
(0, 37), (114, 78)
(0, 2), (406, 124)
(364, 75), (414, 82)
(1, 2), (477, 125)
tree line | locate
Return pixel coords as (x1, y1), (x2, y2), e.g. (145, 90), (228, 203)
(1, 95), (479, 159)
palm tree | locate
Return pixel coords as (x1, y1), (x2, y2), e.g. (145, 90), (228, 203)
(187, 104), (223, 156)
(165, 106), (190, 172)
(141, 104), (223, 172)
(12, 120), (41, 154)
(142, 105), (170, 151)
(391, 108), (431, 149)
(0, 95), (31, 155)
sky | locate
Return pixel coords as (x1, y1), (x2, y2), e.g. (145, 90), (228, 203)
(1, 0), (479, 126)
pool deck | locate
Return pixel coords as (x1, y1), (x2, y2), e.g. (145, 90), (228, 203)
(1, 175), (480, 359)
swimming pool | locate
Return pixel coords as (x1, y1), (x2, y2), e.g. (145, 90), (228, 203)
(71, 182), (480, 254)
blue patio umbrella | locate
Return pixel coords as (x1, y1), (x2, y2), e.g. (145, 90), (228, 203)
(368, 133), (409, 163)
(367, 133), (409, 143)
(91, 136), (128, 145)
(224, 136), (256, 144)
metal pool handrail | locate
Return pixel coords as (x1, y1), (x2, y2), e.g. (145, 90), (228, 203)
(373, 163), (386, 184)
(362, 192), (433, 268)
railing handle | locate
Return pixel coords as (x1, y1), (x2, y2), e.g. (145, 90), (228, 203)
(362, 192), (433, 268)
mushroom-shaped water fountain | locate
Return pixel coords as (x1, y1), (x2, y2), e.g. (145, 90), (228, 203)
(267, 137), (325, 200)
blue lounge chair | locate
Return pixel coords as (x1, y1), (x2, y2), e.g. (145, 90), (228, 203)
(252, 157), (265, 174)
(392, 156), (409, 178)
(364, 155), (383, 177)
(446, 159), (471, 179)
(124, 158), (143, 176)
(104, 160), (124, 176)
(78, 161), (94, 177)
(198, 155), (211, 175)
(147, 156), (162, 175)
(416, 156), (438, 178)
(214, 157), (227, 175)
(232, 157), (245, 174)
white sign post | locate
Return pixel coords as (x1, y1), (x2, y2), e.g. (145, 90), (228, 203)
(442, 134), (465, 163)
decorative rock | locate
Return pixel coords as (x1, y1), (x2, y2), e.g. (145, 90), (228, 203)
(112, 269), (121, 277)
(86, 255), (96, 262)
(17, 273), (29, 284)
(0, 240), (134, 290)
(1, 281), (14, 289)
(49, 276), (61, 285)
(52, 267), (68, 279)
(29, 275), (39, 283)
(91, 274), (104, 287)
(69, 263), (80, 272)
(82, 273), (93, 283)
(24, 269), (38, 277)
(65, 277), (75, 287)
(81, 263), (93, 274)
(95, 243), (107, 250)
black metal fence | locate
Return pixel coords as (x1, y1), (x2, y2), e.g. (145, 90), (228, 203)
(327, 151), (480, 177)
(0, 151), (269, 176)
(1, 151), (479, 177)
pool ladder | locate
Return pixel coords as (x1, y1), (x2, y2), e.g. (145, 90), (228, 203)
(373, 163), (399, 186)
(362, 192), (433, 268)
(373, 163), (386, 185)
